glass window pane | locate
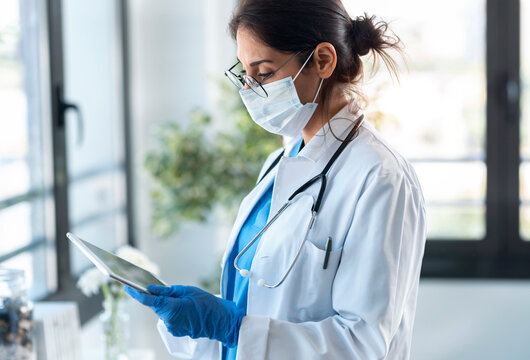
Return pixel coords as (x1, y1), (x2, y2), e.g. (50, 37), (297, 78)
(0, 160), (30, 201)
(522, 0), (530, 160)
(62, 0), (125, 177)
(343, 0), (486, 239)
(61, 0), (129, 273)
(521, 164), (530, 240)
(0, 0), (39, 202)
(1, 246), (54, 299)
(69, 171), (126, 226)
(0, 198), (46, 256)
(414, 162), (486, 203)
(0, 0), (56, 297)
(427, 206), (485, 239)
(521, 0), (529, 240)
(521, 207), (530, 240)
(69, 212), (127, 276)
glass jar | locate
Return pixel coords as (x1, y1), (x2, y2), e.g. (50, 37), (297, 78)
(0, 268), (35, 360)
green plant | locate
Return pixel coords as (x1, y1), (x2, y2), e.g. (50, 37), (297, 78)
(144, 82), (282, 239)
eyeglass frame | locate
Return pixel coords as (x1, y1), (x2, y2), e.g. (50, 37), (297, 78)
(224, 50), (303, 98)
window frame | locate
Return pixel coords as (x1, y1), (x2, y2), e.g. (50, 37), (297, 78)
(421, 0), (529, 279)
(0, 0), (58, 297)
(41, 0), (135, 324)
(0, 0), (133, 324)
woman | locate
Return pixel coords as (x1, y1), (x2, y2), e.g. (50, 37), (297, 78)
(126, 0), (426, 359)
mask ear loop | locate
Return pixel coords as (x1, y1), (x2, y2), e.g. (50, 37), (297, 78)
(292, 48), (324, 103)
(312, 78), (324, 103)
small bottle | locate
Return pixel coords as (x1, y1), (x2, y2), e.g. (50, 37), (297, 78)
(0, 268), (36, 360)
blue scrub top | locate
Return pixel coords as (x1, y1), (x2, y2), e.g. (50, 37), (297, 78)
(223, 137), (304, 360)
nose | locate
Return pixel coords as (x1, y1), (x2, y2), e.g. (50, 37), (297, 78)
(242, 78), (251, 90)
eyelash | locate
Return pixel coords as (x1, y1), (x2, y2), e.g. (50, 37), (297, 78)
(240, 70), (272, 79)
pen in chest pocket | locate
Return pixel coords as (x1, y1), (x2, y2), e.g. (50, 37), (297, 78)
(323, 237), (332, 270)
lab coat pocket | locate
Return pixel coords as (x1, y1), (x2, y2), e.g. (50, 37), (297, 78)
(282, 238), (343, 322)
(304, 237), (343, 272)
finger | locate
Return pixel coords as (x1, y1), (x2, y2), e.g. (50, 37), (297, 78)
(125, 285), (159, 307)
(148, 284), (189, 297)
(146, 285), (175, 296)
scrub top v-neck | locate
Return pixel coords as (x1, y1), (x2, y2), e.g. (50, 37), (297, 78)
(222, 136), (304, 360)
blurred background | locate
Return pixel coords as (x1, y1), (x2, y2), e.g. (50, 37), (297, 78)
(1, 0), (529, 359)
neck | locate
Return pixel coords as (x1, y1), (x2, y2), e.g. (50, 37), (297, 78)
(301, 94), (349, 145)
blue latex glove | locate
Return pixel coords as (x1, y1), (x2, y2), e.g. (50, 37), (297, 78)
(124, 285), (245, 348)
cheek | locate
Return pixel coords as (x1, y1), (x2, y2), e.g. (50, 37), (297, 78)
(295, 76), (320, 103)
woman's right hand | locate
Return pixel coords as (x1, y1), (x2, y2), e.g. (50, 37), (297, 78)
(125, 284), (245, 348)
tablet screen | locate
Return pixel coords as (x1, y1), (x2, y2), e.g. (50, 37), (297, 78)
(84, 240), (165, 286)
(68, 233), (166, 291)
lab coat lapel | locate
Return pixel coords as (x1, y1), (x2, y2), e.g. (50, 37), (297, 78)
(224, 167), (276, 259)
(269, 105), (363, 217)
(268, 157), (316, 217)
(221, 104), (363, 296)
(224, 138), (302, 257)
(221, 167), (278, 297)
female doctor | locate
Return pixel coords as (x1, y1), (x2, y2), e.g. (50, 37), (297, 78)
(125, 0), (426, 359)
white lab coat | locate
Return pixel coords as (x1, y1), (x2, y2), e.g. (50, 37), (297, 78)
(157, 104), (427, 359)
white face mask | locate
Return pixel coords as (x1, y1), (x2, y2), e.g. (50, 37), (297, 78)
(239, 49), (324, 138)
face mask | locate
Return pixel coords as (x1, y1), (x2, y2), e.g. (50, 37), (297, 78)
(239, 49), (324, 138)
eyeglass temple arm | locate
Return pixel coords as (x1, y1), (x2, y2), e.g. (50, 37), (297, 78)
(228, 60), (240, 72)
(262, 51), (303, 83)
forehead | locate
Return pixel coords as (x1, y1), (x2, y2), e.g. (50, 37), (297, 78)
(236, 27), (280, 64)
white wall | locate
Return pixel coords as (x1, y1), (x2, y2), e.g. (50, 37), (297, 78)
(128, 0), (236, 284)
(126, 2), (530, 359)
(127, 0), (235, 358)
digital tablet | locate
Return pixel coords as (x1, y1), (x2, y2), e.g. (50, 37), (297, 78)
(67, 232), (167, 293)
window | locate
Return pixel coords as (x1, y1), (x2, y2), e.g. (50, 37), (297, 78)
(344, 0), (486, 240)
(520, 0), (529, 240)
(61, 0), (129, 277)
(0, 0), (133, 323)
(0, 0), (56, 299)
(343, 0), (529, 277)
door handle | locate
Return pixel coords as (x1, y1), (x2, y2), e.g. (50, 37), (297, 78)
(55, 84), (84, 146)
(499, 72), (519, 124)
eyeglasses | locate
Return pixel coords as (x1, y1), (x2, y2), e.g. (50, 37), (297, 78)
(224, 51), (301, 98)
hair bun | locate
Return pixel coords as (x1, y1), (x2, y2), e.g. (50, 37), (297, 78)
(350, 15), (375, 56)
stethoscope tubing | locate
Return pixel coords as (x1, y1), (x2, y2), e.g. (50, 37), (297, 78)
(233, 201), (290, 278)
(234, 114), (365, 288)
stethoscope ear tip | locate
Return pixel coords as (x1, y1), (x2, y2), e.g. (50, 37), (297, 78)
(257, 279), (266, 287)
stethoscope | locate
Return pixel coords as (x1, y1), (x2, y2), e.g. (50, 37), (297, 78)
(234, 114), (365, 288)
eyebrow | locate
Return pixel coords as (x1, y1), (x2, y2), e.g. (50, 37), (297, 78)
(250, 59), (273, 66)
(237, 58), (274, 67)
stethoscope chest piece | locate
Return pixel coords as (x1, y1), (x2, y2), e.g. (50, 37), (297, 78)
(236, 194), (317, 288)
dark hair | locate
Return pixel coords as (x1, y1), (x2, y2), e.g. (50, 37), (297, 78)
(229, 0), (405, 130)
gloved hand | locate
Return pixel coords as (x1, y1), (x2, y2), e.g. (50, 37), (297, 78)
(125, 285), (245, 348)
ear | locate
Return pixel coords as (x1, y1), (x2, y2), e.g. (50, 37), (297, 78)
(312, 42), (337, 79)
